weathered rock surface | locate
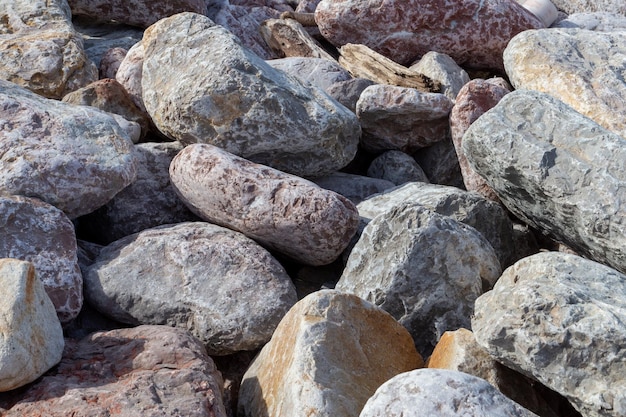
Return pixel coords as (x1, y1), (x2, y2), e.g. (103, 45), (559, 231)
(549, 0), (626, 15)
(409, 51), (470, 102)
(413, 135), (464, 188)
(260, 18), (335, 60)
(170, 144), (360, 266)
(337, 202), (501, 355)
(359, 369), (539, 417)
(0, 79), (137, 219)
(367, 150), (429, 185)
(450, 78), (511, 202)
(504, 29), (626, 139)
(315, 0), (543, 70)
(84, 222), (297, 355)
(312, 172), (396, 204)
(0, 0), (98, 98)
(267, 57), (351, 92)
(115, 41), (146, 112)
(325, 77), (375, 112)
(356, 84), (453, 153)
(473, 252), (626, 417)
(463, 89), (626, 274)
(553, 12), (626, 31)
(238, 290), (423, 417)
(98, 47), (128, 79)
(0, 259), (64, 392)
(142, 12), (359, 178)
(0, 195), (82, 323)
(0, 325), (227, 416)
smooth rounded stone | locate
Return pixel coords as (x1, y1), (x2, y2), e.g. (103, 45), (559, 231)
(115, 41), (146, 112)
(412, 135), (464, 188)
(267, 57), (352, 91)
(0, 196), (82, 324)
(549, 0), (626, 15)
(336, 203), (501, 355)
(0, 259), (64, 392)
(462, 89), (626, 274)
(238, 290), (423, 417)
(0, 0), (98, 99)
(473, 252), (626, 417)
(409, 51), (470, 102)
(553, 12), (626, 31)
(99, 47), (127, 79)
(0, 80), (137, 219)
(359, 369), (539, 417)
(357, 182), (516, 268)
(77, 141), (200, 244)
(142, 13), (360, 178)
(170, 144), (360, 266)
(366, 150), (429, 185)
(504, 29), (626, 139)
(450, 78), (511, 202)
(326, 77), (375, 113)
(84, 222), (297, 355)
(517, 0), (558, 27)
(356, 84), (453, 153)
(108, 113), (141, 144)
(311, 172), (396, 204)
(0, 325), (227, 416)
(315, 0), (543, 70)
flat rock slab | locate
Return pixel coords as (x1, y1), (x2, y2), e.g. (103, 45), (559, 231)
(0, 79), (137, 219)
(504, 28), (626, 139)
(84, 222), (297, 355)
(0, 259), (64, 392)
(315, 0), (543, 70)
(238, 290), (423, 417)
(463, 89), (626, 274)
(473, 252), (626, 417)
(142, 12), (360, 178)
(170, 144), (360, 266)
(0, 325), (227, 416)
(0, 195), (82, 323)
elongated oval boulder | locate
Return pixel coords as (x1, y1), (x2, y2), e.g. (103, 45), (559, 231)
(462, 89), (626, 274)
(238, 290), (423, 417)
(84, 222), (297, 355)
(472, 252), (626, 417)
(0, 259), (64, 392)
(142, 12), (360, 178)
(170, 144), (360, 266)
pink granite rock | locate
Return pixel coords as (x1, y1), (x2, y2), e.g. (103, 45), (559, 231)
(99, 47), (127, 79)
(449, 78), (511, 202)
(315, 0), (543, 70)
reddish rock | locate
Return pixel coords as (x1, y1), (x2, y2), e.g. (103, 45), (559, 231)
(315, 0), (543, 70)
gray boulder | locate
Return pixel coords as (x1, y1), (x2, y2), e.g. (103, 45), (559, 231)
(367, 150), (429, 185)
(553, 12), (626, 31)
(267, 57), (352, 91)
(312, 172), (396, 204)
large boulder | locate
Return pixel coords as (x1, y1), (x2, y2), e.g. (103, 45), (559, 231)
(142, 12), (360, 178)
(549, 0), (626, 15)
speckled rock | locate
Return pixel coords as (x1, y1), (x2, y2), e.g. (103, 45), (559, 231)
(312, 172), (396, 204)
(549, 0), (626, 15)
(450, 78), (511, 202)
(359, 369), (539, 417)
(553, 12), (626, 31)
(473, 252), (626, 417)
(98, 47), (127, 79)
(0, 80), (137, 219)
(170, 144), (360, 266)
(337, 203), (501, 355)
(115, 41), (145, 112)
(504, 29), (626, 138)
(84, 222), (297, 355)
(325, 77), (375, 113)
(142, 13), (360, 178)
(0, 325), (227, 416)
(267, 57), (352, 91)
(315, 0), (543, 70)
(409, 51), (470, 101)
(367, 150), (429, 185)
(0, 259), (64, 392)
(412, 135), (464, 188)
(0, 0), (98, 98)
(0, 195), (82, 324)
(238, 290), (423, 417)
(356, 84), (453, 153)
(463, 89), (626, 274)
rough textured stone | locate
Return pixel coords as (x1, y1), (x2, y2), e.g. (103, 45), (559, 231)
(359, 369), (539, 417)
(142, 13), (360, 178)
(549, 0), (626, 15)
(315, 0), (543, 70)
(261, 18), (334, 61)
(0, 259), (64, 392)
(450, 78), (511, 202)
(367, 150), (429, 185)
(115, 41), (145, 112)
(0, 80), (137, 219)
(325, 77), (375, 112)
(267, 57), (351, 91)
(337, 203), (501, 355)
(356, 84), (453, 153)
(238, 290), (423, 417)
(409, 51), (470, 102)
(463, 89), (626, 275)
(170, 144), (360, 266)
(0, 325), (227, 416)
(473, 252), (626, 417)
(517, 0), (559, 27)
(504, 29), (626, 139)
(0, 195), (82, 324)
(0, 0), (98, 99)
(99, 47), (127, 79)
(553, 12), (626, 31)
(412, 135), (464, 188)
(312, 172), (396, 204)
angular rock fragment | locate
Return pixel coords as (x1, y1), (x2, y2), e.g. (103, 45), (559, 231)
(409, 51), (470, 102)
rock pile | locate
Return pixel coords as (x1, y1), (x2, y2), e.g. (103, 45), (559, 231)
(1, 0), (625, 416)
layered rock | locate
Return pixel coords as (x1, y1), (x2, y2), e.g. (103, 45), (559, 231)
(84, 222), (297, 355)
(238, 290), (423, 417)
